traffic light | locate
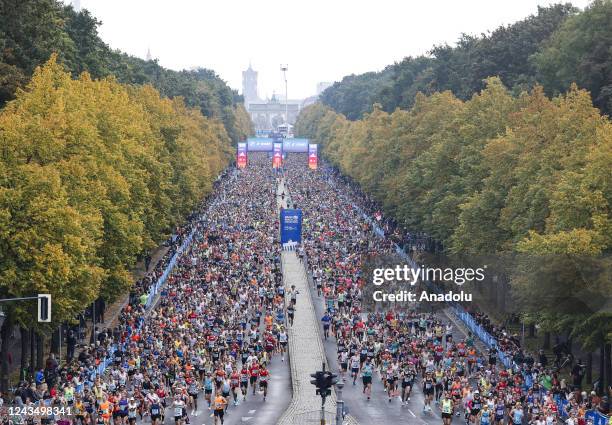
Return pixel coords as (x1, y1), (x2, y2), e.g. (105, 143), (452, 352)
(321, 371), (337, 397)
(324, 371), (338, 394)
(310, 371), (325, 395)
(311, 369), (338, 399)
(38, 294), (51, 322)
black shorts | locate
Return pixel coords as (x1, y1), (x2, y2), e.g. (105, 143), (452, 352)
(205, 388), (212, 394)
(151, 414), (162, 422)
(260, 381), (268, 388)
(402, 381), (413, 388)
(351, 367), (359, 374)
(240, 381), (248, 388)
(280, 341), (287, 347)
(340, 362), (348, 371)
(362, 376), (372, 385)
(471, 409), (481, 416)
(424, 387), (434, 395)
(250, 376), (257, 384)
(214, 409), (224, 417)
(222, 391), (230, 397)
(442, 413), (452, 419)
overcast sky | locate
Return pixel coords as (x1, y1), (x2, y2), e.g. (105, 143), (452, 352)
(72, 0), (590, 100)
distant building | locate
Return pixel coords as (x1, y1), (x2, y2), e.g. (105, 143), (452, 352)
(242, 64), (260, 107)
(249, 93), (300, 132)
(146, 47), (152, 61)
(242, 64), (302, 132)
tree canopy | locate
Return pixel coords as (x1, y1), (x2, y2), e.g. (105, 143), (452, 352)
(0, 0), (253, 142)
(320, 2), (612, 118)
(296, 78), (612, 346)
(0, 56), (232, 331)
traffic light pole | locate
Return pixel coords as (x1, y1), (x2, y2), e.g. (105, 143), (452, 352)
(0, 294), (51, 322)
(320, 362), (326, 425)
(310, 361), (340, 425)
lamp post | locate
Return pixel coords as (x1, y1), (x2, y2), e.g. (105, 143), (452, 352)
(336, 379), (345, 425)
(280, 64), (288, 133)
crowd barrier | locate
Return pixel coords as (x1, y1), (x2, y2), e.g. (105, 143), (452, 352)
(145, 227), (197, 309)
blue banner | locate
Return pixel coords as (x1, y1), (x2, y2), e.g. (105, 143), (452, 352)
(282, 138), (309, 153)
(247, 137), (274, 152)
(280, 208), (303, 244)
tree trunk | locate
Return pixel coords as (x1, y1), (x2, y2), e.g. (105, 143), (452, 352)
(600, 342), (605, 395)
(20, 327), (29, 381)
(543, 332), (551, 350)
(30, 330), (35, 379)
(605, 343), (611, 395)
(528, 323), (535, 338)
(0, 312), (14, 393)
(51, 327), (60, 357)
(36, 333), (44, 370)
(586, 352), (592, 385)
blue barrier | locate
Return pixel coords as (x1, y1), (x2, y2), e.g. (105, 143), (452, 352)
(145, 227), (196, 309)
(586, 410), (610, 425)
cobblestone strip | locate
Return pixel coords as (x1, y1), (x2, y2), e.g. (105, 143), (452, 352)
(277, 180), (359, 425)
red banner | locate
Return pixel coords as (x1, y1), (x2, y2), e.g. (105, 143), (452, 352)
(273, 142), (283, 168)
(308, 143), (318, 169)
(237, 142), (247, 168)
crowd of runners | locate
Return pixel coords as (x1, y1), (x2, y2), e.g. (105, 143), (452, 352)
(2, 151), (609, 425)
(282, 154), (609, 425)
(5, 154), (289, 425)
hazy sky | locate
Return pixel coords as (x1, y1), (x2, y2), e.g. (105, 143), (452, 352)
(72, 0), (590, 99)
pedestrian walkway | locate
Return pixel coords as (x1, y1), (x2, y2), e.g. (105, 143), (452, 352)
(277, 179), (358, 425)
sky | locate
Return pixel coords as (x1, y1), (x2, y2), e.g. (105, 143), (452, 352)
(71, 0), (591, 100)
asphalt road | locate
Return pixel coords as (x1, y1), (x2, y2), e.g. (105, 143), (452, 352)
(145, 349), (290, 425)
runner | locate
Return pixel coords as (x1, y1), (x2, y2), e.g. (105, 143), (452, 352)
(212, 394), (227, 425)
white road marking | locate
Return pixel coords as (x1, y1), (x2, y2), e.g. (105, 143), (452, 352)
(248, 410), (256, 414)
(241, 417), (253, 422)
(408, 409), (416, 417)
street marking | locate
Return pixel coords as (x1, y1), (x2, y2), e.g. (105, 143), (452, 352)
(242, 417), (253, 422)
(408, 409), (416, 417)
(248, 410), (256, 414)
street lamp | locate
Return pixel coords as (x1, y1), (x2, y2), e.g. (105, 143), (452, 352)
(280, 64), (288, 133)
